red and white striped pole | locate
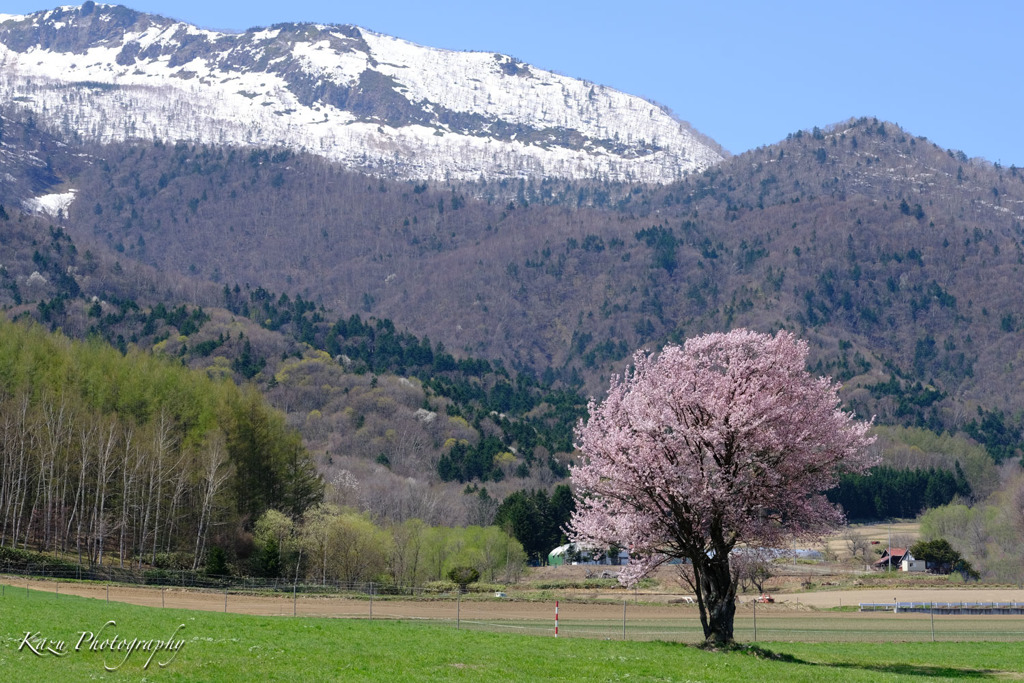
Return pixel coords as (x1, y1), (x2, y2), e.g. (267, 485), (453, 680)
(555, 600), (559, 638)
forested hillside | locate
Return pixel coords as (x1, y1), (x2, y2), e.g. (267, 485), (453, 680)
(0, 318), (321, 568)
(0, 197), (586, 527)
(4, 107), (1024, 559)
(32, 115), (1023, 457)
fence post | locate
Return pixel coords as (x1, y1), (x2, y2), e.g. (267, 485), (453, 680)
(293, 582), (297, 617)
(931, 607), (935, 642)
(555, 600), (559, 638)
(224, 588), (228, 613)
(457, 593), (461, 630)
(369, 582), (373, 620)
(162, 587), (165, 608)
(106, 583), (109, 603)
(622, 600), (627, 640)
(753, 600), (757, 642)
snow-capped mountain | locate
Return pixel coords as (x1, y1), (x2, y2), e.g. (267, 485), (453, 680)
(0, 3), (724, 183)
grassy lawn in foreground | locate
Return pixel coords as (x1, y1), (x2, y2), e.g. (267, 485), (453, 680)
(1, 588), (1021, 681)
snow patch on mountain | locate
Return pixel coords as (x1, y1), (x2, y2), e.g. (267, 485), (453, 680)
(0, 5), (724, 182)
(23, 189), (77, 217)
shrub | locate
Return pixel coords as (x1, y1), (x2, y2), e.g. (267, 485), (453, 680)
(447, 566), (481, 593)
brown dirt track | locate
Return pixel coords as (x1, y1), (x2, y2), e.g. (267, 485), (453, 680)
(763, 587), (1024, 608)
(7, 577), (1024, 645)
(6, 576), (1024, 621)
(4, 577), (698, 622)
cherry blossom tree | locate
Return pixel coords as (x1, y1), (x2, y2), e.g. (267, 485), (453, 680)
(570, 329), (876, 645)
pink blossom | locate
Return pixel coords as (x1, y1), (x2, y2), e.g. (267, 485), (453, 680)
(569, 329), (876, 643)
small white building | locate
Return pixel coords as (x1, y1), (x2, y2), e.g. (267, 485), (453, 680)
(901, 552), (927, 572)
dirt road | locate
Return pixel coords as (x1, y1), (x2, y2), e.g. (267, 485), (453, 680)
(763, 587), (1024, 608)
(5, 576), (1023, 621)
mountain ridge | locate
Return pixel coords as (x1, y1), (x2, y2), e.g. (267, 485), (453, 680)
(0, 3), (725, 182)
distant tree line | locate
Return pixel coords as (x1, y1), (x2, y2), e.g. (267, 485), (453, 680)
(827, 465), (969, 520)
(493, 485), (575, 562)
(245, 507), (526, 586)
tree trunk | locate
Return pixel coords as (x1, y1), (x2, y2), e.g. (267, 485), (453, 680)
(692, 551), (737, 645)
(193, 434), (229, 571)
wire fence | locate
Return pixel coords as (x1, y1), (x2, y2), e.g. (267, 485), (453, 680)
(4, 570), (1024, 644)
(0, 562), (434, 595)
(446, 604), (1024, 643)
(860, 601), (1024, 615)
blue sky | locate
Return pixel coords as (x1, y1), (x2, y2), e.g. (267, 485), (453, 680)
(6, 1), (1022, 165)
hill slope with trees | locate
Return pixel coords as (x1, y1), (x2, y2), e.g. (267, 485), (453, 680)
(23, 115), (1021, 454)
(4, 109), (1024, 549)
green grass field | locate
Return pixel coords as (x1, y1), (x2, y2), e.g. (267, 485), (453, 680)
(2, 588), (1022, 681)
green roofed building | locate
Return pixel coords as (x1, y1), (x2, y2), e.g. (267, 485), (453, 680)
(548, 543), (572, 566)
